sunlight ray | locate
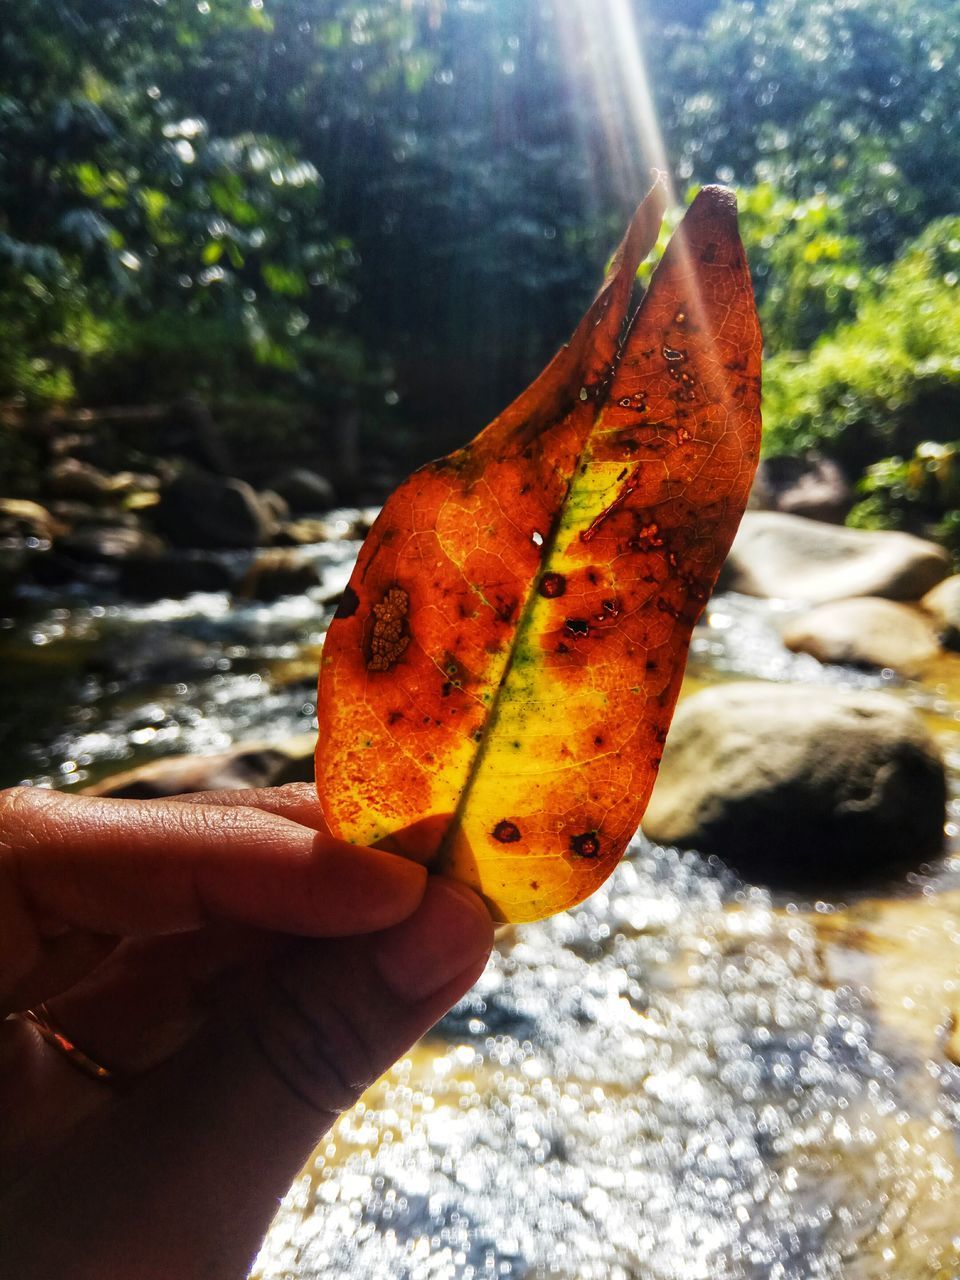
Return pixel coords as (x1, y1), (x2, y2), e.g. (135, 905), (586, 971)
(557, 0), (677, 208)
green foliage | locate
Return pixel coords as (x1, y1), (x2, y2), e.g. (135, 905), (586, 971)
(848, 442), (960, 559)
(1, 0), (959, 490)
(0, 0), (378, 407)
(762, 216), (960, 466)
(656, 0), (960, 255)
(737, 184), (866, 352)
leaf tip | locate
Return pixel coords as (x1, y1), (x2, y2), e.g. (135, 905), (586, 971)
(687, 183), (740, 226)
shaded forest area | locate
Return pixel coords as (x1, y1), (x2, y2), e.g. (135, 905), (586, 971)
(1, 0), (959, 539)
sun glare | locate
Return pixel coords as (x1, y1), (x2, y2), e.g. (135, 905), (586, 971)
(556, 0), (677, 209)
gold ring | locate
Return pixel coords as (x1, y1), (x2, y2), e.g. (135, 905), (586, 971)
(20, 1003), (118, 1085)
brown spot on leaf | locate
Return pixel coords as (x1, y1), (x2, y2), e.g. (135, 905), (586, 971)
(493, 820), (522, 843)
(570, 831), (601, 858)
(630, 522), (665, 552)
(367, 586), (410, 672)
(335, 585), (360, 620)
(539, 572), (567, 598)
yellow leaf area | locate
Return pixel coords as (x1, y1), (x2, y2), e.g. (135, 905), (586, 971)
(317, 181), (762, 922)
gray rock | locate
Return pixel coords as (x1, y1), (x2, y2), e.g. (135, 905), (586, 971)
(116, 550), (241, 599)
(48, 500), (138, 529)
(721, 511), (950, 603)
(276, 518), (332, 546)
(237, 549), (322, 602)
(259, 489), (291, 527)
(278, 510), (377, 545)
(84, 737), (315, 798)
(153, 471), (280, 549)
(921, 575), (960, 650)
(781, 597), (941, 678)
(643, 682), (946, 890)
(750, 453), (852, 524)
(0, 498), (63, 543)
(43, 457), (115, 500)
(56, 525), (167, 564)
(162, 397), (232, 474)
(268, 467), (336, 514)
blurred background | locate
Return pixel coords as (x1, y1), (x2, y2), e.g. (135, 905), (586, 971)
(3, 1), (960, 1276)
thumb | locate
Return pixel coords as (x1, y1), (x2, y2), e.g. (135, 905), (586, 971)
(246, 877), (494, 1117)
(0, 880), (493, 1280)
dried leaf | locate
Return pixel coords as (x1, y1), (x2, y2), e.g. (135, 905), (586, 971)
(317, 181), (761, 922)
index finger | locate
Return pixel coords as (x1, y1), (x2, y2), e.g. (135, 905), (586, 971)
(164, 782), (330, 832)
(0, 787), (426, 941)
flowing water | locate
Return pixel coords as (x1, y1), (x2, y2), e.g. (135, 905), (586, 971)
(3, 517), (960, 1278)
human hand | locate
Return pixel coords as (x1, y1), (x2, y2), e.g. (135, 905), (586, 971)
(0, 782), (493, 1279)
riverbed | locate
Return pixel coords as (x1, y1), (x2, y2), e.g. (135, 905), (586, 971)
(3, 518), (960, 1279)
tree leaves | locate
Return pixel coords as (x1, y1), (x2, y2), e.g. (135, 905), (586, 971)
(317, 180), (762, 922)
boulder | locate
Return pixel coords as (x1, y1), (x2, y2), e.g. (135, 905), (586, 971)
(643, 682), (946, 890)
(267, 467), (336, 514)
(276, 518), (332, 546)
(48, 500), (138, 529)
(43, 457), (116, 501)
(116, 550), (240, 599)
(920, 575), (960, 651)
(104, 470), (162, 496)
(721, 511), (950, 603)
(56, 525), (167, 565)
(750, 453), (852, 524)
(279, 512), (372, 545)
(237, 549), (322, 602)
(84, 737), (315, 798)
(781, 598), (941, 678)
(259, 489), (291, 527)
(162, 397), (232, 474)
(152, 471), (280, 549)
(0, 498), (63, 544)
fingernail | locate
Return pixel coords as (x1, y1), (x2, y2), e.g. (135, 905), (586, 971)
(372, 879), (494, 1003)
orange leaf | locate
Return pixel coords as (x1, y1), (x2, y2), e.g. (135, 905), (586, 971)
(317, 181), (762, 922)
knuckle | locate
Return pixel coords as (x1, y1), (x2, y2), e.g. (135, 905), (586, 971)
(250, 969), (375, 1117)
(0, 787), (49, 858)
(0, 786), (33, 829)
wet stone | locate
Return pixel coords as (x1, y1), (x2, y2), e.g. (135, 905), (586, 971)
(644, 681), (947, 891)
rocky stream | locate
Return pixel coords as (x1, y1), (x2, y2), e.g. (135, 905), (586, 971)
(4, 481), (960, 1278)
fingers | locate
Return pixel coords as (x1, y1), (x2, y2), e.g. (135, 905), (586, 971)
(44, 927), (275, 1074)
(247, 879), (495, 1115)
(167, 782), (330, 832)
(0, 786), (426, 942)
(2, 930), (118, 1016)
(0, 880), (494, 1280)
